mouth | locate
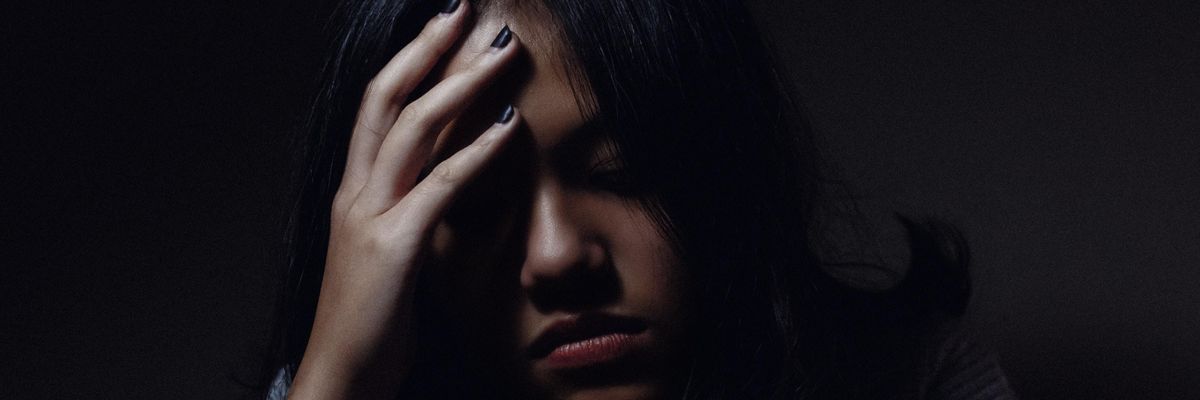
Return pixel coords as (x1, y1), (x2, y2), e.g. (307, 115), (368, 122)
(527, 313), (649, 369)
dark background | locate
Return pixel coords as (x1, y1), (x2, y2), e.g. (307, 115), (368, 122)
(4, 0), (1197, 398)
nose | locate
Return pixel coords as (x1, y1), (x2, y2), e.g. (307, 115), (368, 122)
(519, 185), (615, 311)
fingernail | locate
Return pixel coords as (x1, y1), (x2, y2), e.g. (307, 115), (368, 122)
(439, 0), (460, 14)
(490, 25), (513, 48)
(497, 104), (515, 124)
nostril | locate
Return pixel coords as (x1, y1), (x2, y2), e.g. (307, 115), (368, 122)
(523, 255), (622, 314)
(518, 188), (617, 312)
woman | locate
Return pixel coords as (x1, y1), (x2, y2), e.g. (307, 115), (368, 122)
(258, 0), (1017, 398)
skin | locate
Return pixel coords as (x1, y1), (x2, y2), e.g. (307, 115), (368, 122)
(290, 3), (692, 399)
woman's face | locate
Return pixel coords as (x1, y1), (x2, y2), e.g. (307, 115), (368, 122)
(422, 6), (692, 400)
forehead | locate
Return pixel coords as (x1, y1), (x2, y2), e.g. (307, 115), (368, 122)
(436, 2), (590, 150)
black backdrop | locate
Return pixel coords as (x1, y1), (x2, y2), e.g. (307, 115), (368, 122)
(4, 0), (1198, 398)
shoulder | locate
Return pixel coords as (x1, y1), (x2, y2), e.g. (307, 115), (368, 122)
(920, 328), (1019, 400)
(266, 367), (291, 400)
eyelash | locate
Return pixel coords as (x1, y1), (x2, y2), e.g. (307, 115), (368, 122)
(587, 159), (636, 195)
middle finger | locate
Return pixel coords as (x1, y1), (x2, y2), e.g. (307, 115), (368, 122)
(357, 25), (521, 213)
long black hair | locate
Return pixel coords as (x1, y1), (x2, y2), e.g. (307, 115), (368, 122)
(254, 0), (972, 398)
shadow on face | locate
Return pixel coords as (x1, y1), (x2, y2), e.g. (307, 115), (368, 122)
(415, 3), (694, 399)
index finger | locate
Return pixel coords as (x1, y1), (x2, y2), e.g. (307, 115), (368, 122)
(340, 1), (470, 196)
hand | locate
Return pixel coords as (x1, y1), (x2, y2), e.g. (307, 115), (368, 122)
(288, 3), (521, 399)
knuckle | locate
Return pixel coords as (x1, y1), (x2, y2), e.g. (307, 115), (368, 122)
(332, 191), (354, 212)
(474, 131), (499, 147)
(471, 53), (497, 70)
(363, 223), (396, 250)
(416, 20), (442, 42)
(341, 201), (371, 224)
(329, 211), (346, 230)
(458, 64), (489, 85)
(440, 72), (473, 91)
(344, 225), (393, 257)
(355, 119), (388, 140)
(363, 79), (386, 100)
(396, 103), (432, 127)
(363, 77), (403, 107)
(364, 219), (423, 254)
(428, 162), (461, 185)
(417, 11), (459, 42)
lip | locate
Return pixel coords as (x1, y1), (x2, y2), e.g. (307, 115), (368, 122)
(527, 313), (648, 369)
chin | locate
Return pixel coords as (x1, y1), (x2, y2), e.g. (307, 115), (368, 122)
(560, 383), (669, 400)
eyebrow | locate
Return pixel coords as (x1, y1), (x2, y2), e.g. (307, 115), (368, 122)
(554, 117), (606, 152)
(547, 117), (614, 167)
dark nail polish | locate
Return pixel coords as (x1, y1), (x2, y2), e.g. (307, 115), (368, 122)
(497, 104), (515, 123)
(439, 0), (460, 14)
(490, 25), (512, 48)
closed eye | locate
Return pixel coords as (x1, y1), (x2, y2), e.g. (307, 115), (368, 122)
(587, 157), (637, 196)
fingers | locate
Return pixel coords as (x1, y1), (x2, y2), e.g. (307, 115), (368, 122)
(382, 106), (521, 230)
(340, 3), (469, 196)
(357, 26), (521, 212)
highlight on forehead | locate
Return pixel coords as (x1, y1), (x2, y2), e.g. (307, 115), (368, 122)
(471, 0), (554, 51)
(471, 0), (599, 119)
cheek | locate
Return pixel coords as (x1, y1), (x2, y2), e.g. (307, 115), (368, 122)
(613, 216), (680, 291)
(606, 208), (692, 331)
